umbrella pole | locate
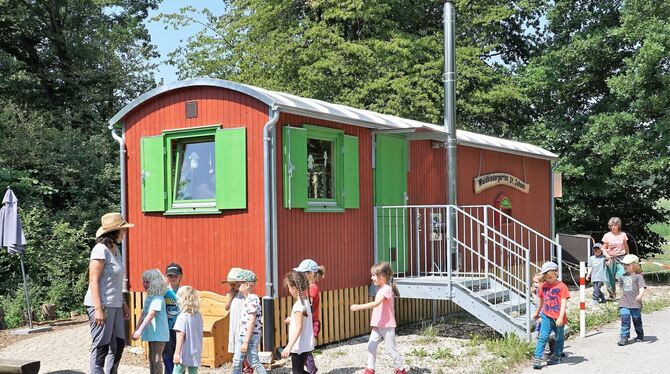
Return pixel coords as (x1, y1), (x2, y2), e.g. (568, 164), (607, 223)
(19, 253), (33, 329)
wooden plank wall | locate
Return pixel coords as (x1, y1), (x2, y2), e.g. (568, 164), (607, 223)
(128, 288), (462, 359)
(272, 286), (460, 348)
(127, 291), (149, 353)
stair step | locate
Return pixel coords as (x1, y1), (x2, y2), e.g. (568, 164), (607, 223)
(458, 278), (490, 291)
(491, 300), (528, 314)
(471, 288), (510, 303)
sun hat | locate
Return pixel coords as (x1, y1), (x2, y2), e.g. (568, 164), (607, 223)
(95, 213), (134, 238)
(540, 261), (559, 274)
(221, 267), (244, 283)
(235, 269), (257, 282)
(621, 254), (640, 264)
(166, 263), (183, 276)
(294, 259), (319, 273)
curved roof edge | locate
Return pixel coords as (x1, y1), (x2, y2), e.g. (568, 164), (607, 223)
(108, 78), (558, 160)
(108, 78), (278, 126)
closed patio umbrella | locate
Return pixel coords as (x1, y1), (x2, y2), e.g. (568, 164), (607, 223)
(0, 187), (32, 328)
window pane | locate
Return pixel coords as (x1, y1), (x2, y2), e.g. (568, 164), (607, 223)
(307, 138), (334, 199)
(174, 141), (216, 200)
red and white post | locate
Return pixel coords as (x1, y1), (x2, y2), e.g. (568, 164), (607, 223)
(579, 261), (586, 337)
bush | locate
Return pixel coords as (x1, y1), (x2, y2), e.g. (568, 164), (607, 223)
(0, 209), (90, 328)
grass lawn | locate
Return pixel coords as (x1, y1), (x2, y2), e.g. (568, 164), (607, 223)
(642, 199), (670, 273)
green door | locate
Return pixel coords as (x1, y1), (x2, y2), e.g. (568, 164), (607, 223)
(375, 134), (408, 273)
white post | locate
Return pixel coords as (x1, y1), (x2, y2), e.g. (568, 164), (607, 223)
(579, 261), (586, 337)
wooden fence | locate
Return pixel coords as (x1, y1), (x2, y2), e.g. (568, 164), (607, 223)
(127, 286), (461, 359)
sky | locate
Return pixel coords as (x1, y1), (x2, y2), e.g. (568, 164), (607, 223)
(146, 1), (227, 85)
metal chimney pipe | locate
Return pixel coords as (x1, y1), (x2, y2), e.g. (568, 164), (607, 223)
(444, 1), (457, 206)
(444, 1), (458, 273)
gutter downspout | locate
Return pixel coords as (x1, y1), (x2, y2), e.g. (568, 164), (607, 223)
(263, 108), (280, 355)
(444, 1), (458, 274)
(109, 122), (129, 292)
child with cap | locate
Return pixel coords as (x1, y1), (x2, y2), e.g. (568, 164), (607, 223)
(586, 243), (608, 305)
(223, 268), (254, 374)
(231, 270), (267, 374)
(531, 262), (569, 370)
(163, 263), (182, 374)
(293, 259), (326, 374)
(617, 254), (646, 346)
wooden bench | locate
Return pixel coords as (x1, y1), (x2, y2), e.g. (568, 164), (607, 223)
(0, 360), (40, 374)
(199, 290), (232, 368)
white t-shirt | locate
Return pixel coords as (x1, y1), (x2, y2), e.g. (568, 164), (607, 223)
(288, 299), (314, 354)
(83, 243), (124, 307)
(227, 292), (245, 353)
(174, 312), (204, 367)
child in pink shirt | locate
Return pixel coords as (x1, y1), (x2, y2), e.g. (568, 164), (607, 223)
(351, 262), (406, 374)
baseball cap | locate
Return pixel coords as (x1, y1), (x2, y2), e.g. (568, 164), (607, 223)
(293, 259), (319, 273)
(540, 261), (559, 274)
(592, 243), (603, 250)
(221, 267), (243, 284)
(166, 263), (183, 276)
(621, 254), (639, 264)
(235, 269), (257, 282)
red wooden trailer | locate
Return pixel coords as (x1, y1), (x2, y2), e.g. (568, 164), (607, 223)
(107, 78), (558, 355)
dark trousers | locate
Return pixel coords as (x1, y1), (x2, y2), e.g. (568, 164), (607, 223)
(305, 352), (317, 374)
(592, 281), (607, 303)
(163, 329), (177, 374)
(290, 352), (311, 374)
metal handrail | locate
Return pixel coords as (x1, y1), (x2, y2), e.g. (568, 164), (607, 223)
(454, 238), (526, 294)
(463, 205), (559, 245)
(451, 206), (530, 254)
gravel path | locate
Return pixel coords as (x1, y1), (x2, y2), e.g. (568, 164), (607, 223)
(515, 306), (670, 374)
(0, 324), (146, 374)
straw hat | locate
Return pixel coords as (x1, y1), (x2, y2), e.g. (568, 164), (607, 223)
(221, 267), (244, 284)
(96, 213), (134, 238)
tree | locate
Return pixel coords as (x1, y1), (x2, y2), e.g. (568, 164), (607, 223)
(0, 0), (158, 323)
(519, 0), (670, 255)
(159, 0), (544, 135)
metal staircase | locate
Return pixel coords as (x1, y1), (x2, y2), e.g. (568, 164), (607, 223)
(375, 205), (562, 340)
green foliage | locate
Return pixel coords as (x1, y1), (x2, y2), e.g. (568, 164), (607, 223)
(158, 0), (540, 134)
(431, 346), (454, 360)
(410, 347), (429, 357)
(417, 323), (439, 344)
(468, 332), (534, 374)
(0, 0), (158, 326)
(517, 0), (670, 256)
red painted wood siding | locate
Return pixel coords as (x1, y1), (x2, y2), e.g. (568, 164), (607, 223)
(456, 145), (551, 236)
(275, 114), (374, 296)
(408, 141), (551, 237)
(122, 87), (269, 295)
(120, 84), (552, 297)
(408, 140), (448, 205)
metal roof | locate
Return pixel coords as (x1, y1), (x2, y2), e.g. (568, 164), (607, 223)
(108, 78), (558, 160)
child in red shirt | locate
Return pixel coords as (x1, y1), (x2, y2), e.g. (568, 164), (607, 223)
(531, 261), (569, 369)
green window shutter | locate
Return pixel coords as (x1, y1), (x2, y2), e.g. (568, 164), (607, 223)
(140, 135), (166, 212)
(282, 126), (308, 209)
(215, 127), (247, 209)
(343, 134), (360, 208)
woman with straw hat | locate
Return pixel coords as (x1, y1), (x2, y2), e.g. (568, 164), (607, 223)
(83, 213), (134, 374)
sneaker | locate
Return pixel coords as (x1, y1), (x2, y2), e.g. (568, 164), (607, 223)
(532, 357), (542, 369)
(617, 337), (628, 346)
(363, 369), (375, 374)
(394, 369), (407, 374)
(547, 355), (562, 365)
(635, 335), (644, 342)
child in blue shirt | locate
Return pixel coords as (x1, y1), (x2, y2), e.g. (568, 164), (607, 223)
(586, 243), (608, 305)
(133, 269), (170, 374)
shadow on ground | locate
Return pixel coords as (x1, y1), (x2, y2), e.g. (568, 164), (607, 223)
(46, 371), (86, 374)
